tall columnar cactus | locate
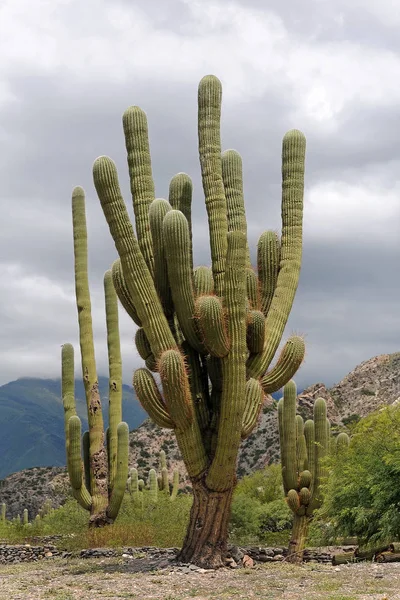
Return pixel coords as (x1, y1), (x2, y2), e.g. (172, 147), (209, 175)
(91, 74), (306, 567)
(278, 381), (331, 563)
(61, 189), (129, 527)
(1, 503), (6, 522)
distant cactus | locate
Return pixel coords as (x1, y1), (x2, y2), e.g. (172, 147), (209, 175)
(23, 509), (28, 526)
(61, 189), (129, 527)
(149, 469), (158, 503)
(1, 502), (6, 522)
(335, 431), (350, 454)
(278, 381), (331, 563)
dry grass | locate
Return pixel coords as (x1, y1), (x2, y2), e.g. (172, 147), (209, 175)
(0, 557), (399, 600)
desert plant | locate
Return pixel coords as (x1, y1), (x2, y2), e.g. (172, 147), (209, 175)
(90, 74), (306, 566)
(278, 380), (332, 563)
(1, 502), (6, 522)
(61, 190), (129, 526)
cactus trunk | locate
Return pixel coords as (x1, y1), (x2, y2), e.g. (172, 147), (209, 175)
(286, 514), (310, 564)
(177, 479), (233, 568)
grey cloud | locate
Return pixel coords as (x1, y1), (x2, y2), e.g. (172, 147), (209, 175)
(1, 0), (400, 392)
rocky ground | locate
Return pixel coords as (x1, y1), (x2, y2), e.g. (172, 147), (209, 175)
(0, 554), (399, 599)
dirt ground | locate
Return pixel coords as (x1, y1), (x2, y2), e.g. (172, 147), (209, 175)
(0, 556), (399, 600)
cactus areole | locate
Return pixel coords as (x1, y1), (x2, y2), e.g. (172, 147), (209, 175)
(92, 75), (306, 567)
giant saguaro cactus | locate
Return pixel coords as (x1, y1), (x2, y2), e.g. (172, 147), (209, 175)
(278, 380), (331, 563)
(61, 189), (129, 527)
(90, 74), (306, 566)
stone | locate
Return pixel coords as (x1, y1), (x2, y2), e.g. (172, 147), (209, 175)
(242, 555), (254, 568)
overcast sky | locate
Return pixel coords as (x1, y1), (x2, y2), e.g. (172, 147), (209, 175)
(1, 0), (399, 392)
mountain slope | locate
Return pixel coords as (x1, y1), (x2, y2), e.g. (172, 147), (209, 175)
(0, 376), (147, 478)
(127, 351), (400, 481)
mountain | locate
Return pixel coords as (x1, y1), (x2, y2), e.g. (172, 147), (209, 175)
(2, 351), (400, 518)
(0, 376), (147, 479)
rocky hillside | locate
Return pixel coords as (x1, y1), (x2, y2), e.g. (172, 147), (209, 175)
(127, 352), (400, 481)
(2, 352), (400, 518)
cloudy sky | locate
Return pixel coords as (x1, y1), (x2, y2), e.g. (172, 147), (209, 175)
(1, 0), (399, 392)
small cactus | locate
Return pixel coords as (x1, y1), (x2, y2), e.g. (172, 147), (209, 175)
(149, 469), (158, 503)
(23, 509), (28, 526)
(1, 503), (6, 522)
(278, 380), (331, 563)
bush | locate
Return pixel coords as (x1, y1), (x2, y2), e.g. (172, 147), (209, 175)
(229, 464), (292, 545)
(319, 404), (400, 545)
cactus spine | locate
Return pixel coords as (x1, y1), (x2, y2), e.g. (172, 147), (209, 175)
(278, 381), (331, 563)
(92, 74), (306, 567)
(61, 189), (129, 527)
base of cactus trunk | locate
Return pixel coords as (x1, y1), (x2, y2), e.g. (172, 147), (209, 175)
(88, 510), (113, 528)
(177, 480), (233, 569)
(286, 514), (311, 564)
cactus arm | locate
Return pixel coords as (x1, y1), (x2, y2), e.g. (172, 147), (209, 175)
(336, 431), (350, 454)
(72, 187), (108, 515)
(149, 468), (158, 502)
(158, 351), (208, 478)
(108, 422), (129, 520)
(304, 419), (315, 475)
(246, 310), (265, 354)
(261, 336), (305, 394)
(258, 231), (280, 316)
(308, 398), (329, 513)
(149, 199), (174, 317)
(169, 173), (193, 272)
(246, 269), (260, 311)
(122, 106), (155, 277)
(67, 416), (92, 510)
(82, 430), (91, 492)
(241, 378), (264, 439)
(111, 259), (141, 326)
(206, 231), (247, 491)
(194, 266), (214, 296)
(221, 149), (251, 269)
(161, 467), (169, 492)
(247, 130), (306, 379)
(135, 328), (156, 367)
(281, 380), (298, 492)
(198, 75), (228, 297)
(104, 270), (123, 490)
(278, 398), (288, 495)
(62, 344), (76, 429)
(296, 415), (307, 473)
(159, 450), (167, 470)
(163, 210), (203, 353)
(170, 470), (179, 501)
(195, 295), (229, 358)
(133, 368), (175, 429)
(93, 156), (177, 359)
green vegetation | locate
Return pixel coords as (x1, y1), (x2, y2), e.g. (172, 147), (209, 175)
(230, 464), (292, 545)
(319, 404), (400, 546)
